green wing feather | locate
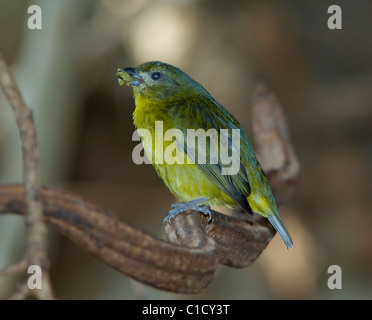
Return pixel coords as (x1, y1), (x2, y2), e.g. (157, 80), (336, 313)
(172, 98), (254, 214)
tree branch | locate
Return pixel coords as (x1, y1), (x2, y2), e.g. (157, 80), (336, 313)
(0, 184), (274, 293)
(0, 50), (54, 299)
(252, 83), (300, 206)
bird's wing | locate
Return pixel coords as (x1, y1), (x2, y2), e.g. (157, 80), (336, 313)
(174, 100), (253, 214)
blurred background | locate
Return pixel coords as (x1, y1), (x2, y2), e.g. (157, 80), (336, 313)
(0, 0), (371, 299)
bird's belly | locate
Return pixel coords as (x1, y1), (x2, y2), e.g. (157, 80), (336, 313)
(137, 120), (236, 207)
(154, 162), (235, 207)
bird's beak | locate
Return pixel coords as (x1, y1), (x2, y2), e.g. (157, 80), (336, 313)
(116, 67), (143, 87)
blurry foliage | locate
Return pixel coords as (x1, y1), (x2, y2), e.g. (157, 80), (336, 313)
(0, 0), (371, 299)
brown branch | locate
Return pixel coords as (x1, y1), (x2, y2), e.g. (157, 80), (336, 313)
(0, 184), (275, 293)
(0, 79), (299, 296)
(0, 51), (54, 299)
(252, 83), (300, 206)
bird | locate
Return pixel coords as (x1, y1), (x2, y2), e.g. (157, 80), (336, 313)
(116, 61), (293, 249)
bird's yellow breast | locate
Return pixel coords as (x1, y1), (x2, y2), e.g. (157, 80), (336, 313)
(133, 97), (235, 207)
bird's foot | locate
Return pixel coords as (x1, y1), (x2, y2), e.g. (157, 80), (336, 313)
(162, 197), (212, 227)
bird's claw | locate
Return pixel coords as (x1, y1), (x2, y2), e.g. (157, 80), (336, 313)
(161, 208), (179, 227)
(162, 201), (212, 227)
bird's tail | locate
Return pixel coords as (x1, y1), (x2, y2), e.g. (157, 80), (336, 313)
(267, 213), (293, 250)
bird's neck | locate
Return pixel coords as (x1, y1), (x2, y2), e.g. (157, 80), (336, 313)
(132, 94), (172, 131)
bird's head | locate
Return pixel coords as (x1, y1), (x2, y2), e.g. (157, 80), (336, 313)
(116, 61), (209, 101)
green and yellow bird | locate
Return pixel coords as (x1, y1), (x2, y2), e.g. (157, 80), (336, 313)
(117, 61), (293, 249)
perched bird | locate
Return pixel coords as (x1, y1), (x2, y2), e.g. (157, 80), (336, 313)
(117, 61), (293, 249)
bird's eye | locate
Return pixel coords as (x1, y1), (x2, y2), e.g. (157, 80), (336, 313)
(151, 72), (161, 80)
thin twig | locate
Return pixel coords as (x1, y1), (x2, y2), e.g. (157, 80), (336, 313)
(0, 259), (27, 276)
(8, 283), (30, 300)
(0, 50), (54, 299)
